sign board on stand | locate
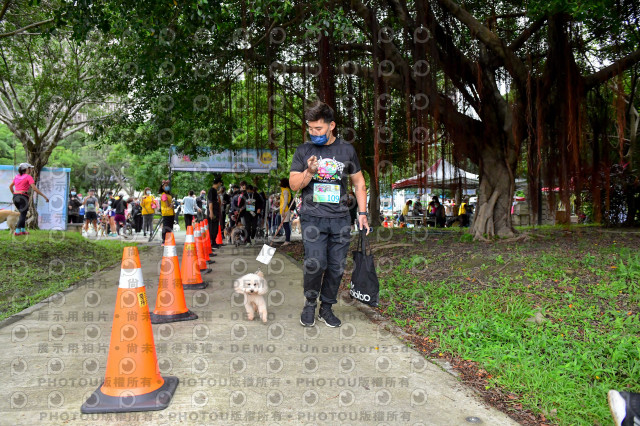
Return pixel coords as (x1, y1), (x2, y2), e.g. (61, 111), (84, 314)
(170, 147), (278, 174)
(0, 165), (70, 230)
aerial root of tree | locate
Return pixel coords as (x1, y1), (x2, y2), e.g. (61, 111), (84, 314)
(472, 190), (501, 241)
(497, 233), (529, 243)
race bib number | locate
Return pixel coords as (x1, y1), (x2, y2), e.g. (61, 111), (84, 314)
(313, 184), (341, 204)
(246, 204), (256, 212)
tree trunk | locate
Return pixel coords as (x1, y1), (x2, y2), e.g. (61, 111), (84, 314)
(25, 145), (56, 229)
(624, 105), (640, 225)
(25, 155), (45, 229)
(317, 33), (336, 112)
(628, 103), (638, 170)
(471, 145), (516, 239)
(362, 162), (381, 227)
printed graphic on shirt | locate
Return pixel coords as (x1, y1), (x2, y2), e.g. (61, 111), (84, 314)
(314, 157), (345, 182)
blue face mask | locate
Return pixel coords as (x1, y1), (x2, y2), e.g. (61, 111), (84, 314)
(164, 186), (171, 192)
(71, 192), (76, 196)
(309, 131), (329, 146)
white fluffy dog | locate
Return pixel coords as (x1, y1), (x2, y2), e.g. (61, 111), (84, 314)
(233, 270), (269, 323)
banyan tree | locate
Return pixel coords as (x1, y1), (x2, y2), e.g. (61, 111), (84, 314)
(293, 0), (640, 238)
(64, 0), (640, 237)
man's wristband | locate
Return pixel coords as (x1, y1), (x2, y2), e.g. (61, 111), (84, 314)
(358, 212), (368, 216)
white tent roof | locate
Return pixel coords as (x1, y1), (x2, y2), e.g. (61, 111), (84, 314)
(392, 158), (479, 189)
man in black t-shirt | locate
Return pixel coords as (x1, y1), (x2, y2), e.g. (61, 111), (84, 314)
(68, 187), (82, 223)
(244, 185), (264, 245)
(207, 177), (222, 250)
(290, 101), (370, 328)
(229, 187), (243, 228)
(221, 188), (231, 228)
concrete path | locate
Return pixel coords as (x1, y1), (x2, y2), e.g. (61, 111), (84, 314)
(0, 233), (519, 425)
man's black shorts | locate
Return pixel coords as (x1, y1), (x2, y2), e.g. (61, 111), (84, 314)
(85, 212), (97, 221)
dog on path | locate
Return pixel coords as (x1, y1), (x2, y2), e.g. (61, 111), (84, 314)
(227, 222), (246, 245)
(233, 269), (269, 323)
(0, 210), (20, 233)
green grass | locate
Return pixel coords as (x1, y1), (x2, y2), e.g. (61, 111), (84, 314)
(376, 230), (640, 425)
(0, 230), (142, 321)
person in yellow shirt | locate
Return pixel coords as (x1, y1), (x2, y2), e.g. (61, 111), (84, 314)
(279, 178), (292, 246)
(458, 201), (467, 215)
(400, 200), (412, 223)
(159, 179), (174, 245)
(140, 186), (156, 237)
(458, 198), (469, 227)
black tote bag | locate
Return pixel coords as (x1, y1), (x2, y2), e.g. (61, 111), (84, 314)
(349, 230), (379, 307)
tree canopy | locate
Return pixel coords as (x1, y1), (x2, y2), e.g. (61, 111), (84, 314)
(4, 0), (639, 231)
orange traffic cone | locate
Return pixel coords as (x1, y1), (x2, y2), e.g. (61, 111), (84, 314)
(216, 224), (223, 245)
(150, 232), (197, 324)
(200, 223), (216, 263)
(81, 246), (178, 414)
(200, 222), (214, 264)
(202, 219), (212, 255)
(181, 226), (209, 290)
(202, 219), (216, 263)
(194, 223), (212, 274)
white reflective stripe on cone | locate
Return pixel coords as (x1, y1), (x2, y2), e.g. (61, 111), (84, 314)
(185, 234), (195, 243)
(119, 268), (145, 289)
(163, 245), (177, 257)
(195, 230), (200, 237)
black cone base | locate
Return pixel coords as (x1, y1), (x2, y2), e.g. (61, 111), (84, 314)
(81, 376), (179, 414)
(183, 281), (209, 290)
(150, 310), (198, 324)
(207, 260), (215, 264)
(201, 268), (212, 274)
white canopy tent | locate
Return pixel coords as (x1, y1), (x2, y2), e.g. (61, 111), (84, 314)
(392, 158), (479, 189)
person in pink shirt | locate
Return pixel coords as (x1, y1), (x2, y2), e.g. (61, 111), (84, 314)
(8, 162), (49, 236)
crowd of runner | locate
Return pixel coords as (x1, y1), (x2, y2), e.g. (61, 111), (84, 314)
(65, 178), (300, 243)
